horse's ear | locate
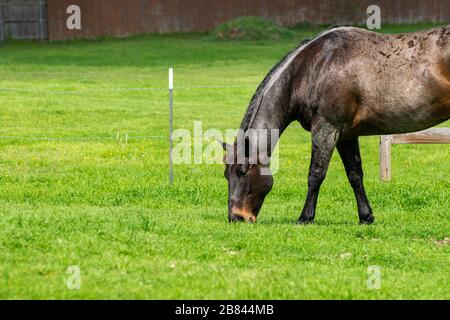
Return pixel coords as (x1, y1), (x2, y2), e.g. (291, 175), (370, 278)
(217, 139), (230, 151)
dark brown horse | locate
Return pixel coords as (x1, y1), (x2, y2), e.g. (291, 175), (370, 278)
(222, 25), (450, 224)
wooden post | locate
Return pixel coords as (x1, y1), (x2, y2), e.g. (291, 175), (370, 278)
(37, 1), (44, 41)
(0, 3), (4, 42)
(379, 135), (392, 181)
(379, 128), (450, 182)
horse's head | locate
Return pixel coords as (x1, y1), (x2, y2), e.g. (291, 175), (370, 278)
(221, 141), (273, 223)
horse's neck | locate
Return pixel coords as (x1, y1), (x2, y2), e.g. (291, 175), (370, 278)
(246, 72), (296, 158)
(249, 69), (296, 129)
(240, 41), (307, 163)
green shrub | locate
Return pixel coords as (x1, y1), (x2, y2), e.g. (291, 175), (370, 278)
(210, 16), (294, 41)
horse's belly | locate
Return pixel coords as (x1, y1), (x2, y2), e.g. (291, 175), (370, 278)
(355, 101), (450, 136)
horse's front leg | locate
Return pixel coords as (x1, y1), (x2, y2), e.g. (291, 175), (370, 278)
(336, 138), (375, 224)
(298, 121), (339, 224)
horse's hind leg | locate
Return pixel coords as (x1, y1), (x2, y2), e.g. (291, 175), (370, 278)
(298, 121), (339, 224)
(336, 138), (374, 224)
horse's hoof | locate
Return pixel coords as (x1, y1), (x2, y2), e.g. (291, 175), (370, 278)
(359, 215), (375, 225)
(297, 217), (315, 225)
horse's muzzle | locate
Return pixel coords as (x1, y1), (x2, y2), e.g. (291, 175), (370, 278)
(229, 208), (256, 223)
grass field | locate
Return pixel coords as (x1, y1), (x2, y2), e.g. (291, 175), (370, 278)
(0, 24), (449, 299)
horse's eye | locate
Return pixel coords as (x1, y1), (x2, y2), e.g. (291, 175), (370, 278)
(236, 165), (248, 177)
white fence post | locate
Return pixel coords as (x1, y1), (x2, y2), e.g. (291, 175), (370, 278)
(169, 67), (174, 184)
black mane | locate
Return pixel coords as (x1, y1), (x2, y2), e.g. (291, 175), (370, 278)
(239, 25), (351, 131)
(239, 38), (311, 131)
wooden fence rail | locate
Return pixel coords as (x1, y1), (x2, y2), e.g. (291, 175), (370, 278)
(379, 128), (450, 181)
(0, 0), (48, 41)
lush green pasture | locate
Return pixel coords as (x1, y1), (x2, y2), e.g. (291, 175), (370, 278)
(0, 24), (449, 299)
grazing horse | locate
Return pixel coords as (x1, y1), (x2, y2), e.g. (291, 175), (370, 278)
(222, 25), (450, 224)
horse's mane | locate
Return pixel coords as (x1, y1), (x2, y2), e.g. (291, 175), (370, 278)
(239, 39), (310, 131)
(239, 25), (349, 131)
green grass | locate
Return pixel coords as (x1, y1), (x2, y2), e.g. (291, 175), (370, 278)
(0, 24), (449, 299)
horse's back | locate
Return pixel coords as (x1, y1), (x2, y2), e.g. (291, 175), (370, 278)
(296, 25), (450, 137)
